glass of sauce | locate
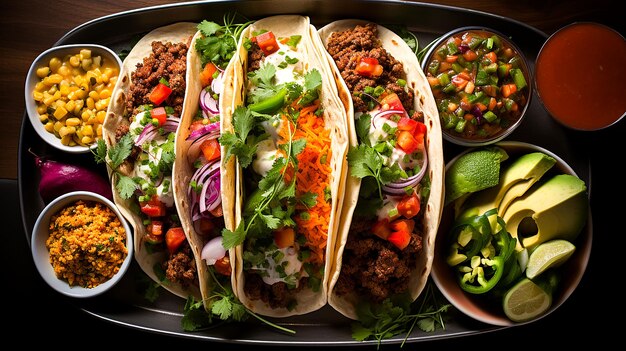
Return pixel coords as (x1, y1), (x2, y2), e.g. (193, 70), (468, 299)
(535, 22), (626, 131)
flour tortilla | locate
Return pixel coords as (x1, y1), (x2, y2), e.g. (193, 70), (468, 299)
(225, 15), (350, 317)
(171, 29), (240, 310)
(102, 22), (200, 300)
(318, 19), (445, 320)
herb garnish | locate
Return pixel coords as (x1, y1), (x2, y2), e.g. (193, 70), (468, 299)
(195, 15), (252, 69)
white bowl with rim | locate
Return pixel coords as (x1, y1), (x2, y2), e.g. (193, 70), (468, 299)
(31, 191), (133, 298)
(24, 44), (122, 153)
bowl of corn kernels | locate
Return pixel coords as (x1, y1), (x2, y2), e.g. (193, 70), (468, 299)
(25, 44), (122, 153)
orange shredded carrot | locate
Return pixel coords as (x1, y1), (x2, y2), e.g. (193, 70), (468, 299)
(277, 100), (331, 265)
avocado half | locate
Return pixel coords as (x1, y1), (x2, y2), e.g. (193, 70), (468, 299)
(502, 174), (588, 250)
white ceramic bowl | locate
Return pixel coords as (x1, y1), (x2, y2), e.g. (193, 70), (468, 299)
(431, 141), (592, 326)
(24, 44), (122, 153)
(420, 27), (533, 147)
(31, 191), (133, 298)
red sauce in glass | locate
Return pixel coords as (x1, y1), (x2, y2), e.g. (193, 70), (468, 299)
(535, 22), (626, 130)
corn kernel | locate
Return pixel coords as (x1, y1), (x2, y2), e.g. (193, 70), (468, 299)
(80, 49), (91, 59)
(65, 117), (81, 126)
(39, 114), (49, 123)
(93, 56), (101, 68)
(88, 91), (99, 100)
(59, 126), (76, 138)
(65, 100), (75, 112)
(33, 91), (44, 101)
(61, 134), (72, 146)
(75, 89), (87, 100)
(96, 124), (103, 136)
(53, 106), (68, 119)
(43, 95), (55, 106)
(37, 105), (47, 114)
(82, 124), (94, 136)
(36, 66), (50, 78)
(49, 57), (61, 72)
(101, 73), (110, 84)
(47, 85), (57, 94)
(99, 89), (111, 99)
(55, 100), (66, 109)
(35, 82), (46, 92)
(95, 100), (108, 111)
(59, 84), (70, 96)
(53, 121), (64, 132)
(81, 58), (92, 71)
(86, 97), (95, 109)
(81, 110), (92, 121)
(44, 122), (55, 133)
(57, 65), (70, 76)
(81, 136), (93, 145)
(69, 55), (80, 67)
(74, 99), (84, 113)
(96, 111), (106, 124)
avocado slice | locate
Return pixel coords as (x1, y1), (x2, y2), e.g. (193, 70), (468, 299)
(456, 152), (556, 220)
(502, 174), (588, 250)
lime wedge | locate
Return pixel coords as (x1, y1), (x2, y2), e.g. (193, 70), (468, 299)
(525, 239), (576, 279)
(445, 147), (508, 206)
(503, 278), (552, 322)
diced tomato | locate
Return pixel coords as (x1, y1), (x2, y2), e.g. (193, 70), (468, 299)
(149, 83), (172, 106)
(396, 130), (419, 154)
(413, 120), (427, 137)
(200, 62), (218, 87)
(214, 256), (232, 276)
(150, 107), (167, 126)
(372, 219), (392, 240)
(388, 230), (411, 250)
(397, 192), (421, 219)
(445, 55), (458, 63)
(390, 219), (415, 233)
(462, 49), (478, 62)
(200, 138), (221, 162)
(502, 83), (517, 98)
(165, 227), (186, 254)
(380, 93), (405, 112)
(146, 220), (164, 236)
(485, 51), (498, 64)
(256, 31), (279, 55)
(140, 196), (166, 217)
(397, 117), (418, 134)
(356, 57), (384, 77)
(274, 227), (295, 248)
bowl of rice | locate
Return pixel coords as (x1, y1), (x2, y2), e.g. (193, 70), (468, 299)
(31, 191), (133, 298)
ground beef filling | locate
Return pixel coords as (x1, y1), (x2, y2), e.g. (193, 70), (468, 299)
(333, 217), (424, 302)
(325, 23), (414, 113)
(327, 23), (425, 302)
(244, 274), (309, 309)
(121, 39), (196, 289)
(126, 40), (189, 117)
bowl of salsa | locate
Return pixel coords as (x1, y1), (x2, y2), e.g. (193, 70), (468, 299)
(421, 27), (532, 146)
(534, 22), (626, 131)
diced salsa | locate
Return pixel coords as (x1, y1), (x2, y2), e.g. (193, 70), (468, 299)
(424, 30), (530, 141)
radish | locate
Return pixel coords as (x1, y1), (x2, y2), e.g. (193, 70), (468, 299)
(30, 149), (114, 203)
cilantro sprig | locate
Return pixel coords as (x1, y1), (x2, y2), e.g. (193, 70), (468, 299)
(196, 14), (252, 69)
(220, 107), (305, 249)
(93, 135), (136, 199)
(352, 281), (451, 348)
(182, 266), (295, 335)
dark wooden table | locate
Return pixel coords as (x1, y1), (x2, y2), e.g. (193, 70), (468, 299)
(4, 1), (623, 349)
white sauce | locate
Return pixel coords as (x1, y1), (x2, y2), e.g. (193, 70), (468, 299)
(255, 247), (303, 286)
(253, 138), (280, 177)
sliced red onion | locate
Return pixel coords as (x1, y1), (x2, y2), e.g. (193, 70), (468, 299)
(188, 160), (221, 219)
(371, 108), (406, 129)
(382, 149), (428, 194)
(186, 121), (220, 141)
(201, 236), (226, 265)
(471, 105), (484, 125)
(186, 129), (220, 165)
(134, 116), (180, 146)
(200, 88), (219, 115)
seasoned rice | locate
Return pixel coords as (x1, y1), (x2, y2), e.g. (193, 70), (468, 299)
(45, 200), (128, 288)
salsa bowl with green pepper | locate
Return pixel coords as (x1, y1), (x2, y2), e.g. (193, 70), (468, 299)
(421, 27), (532, 146)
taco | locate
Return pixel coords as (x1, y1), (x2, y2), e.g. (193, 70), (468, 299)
(172, 19), (249, 311)
(219, 15), (349, 317)
(318, 20), (444, 320)
(102, 22), (200, 299)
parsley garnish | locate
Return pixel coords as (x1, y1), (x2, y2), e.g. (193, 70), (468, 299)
(93, 134), (136, 199)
